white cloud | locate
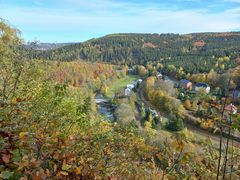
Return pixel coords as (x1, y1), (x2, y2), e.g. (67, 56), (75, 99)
(0, 0), (239, 42)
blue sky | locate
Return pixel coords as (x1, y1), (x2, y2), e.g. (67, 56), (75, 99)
(0, 0), (240, 42)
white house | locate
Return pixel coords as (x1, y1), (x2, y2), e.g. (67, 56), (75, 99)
(127, 84), (135, 90)
(137, 79), (143, 84)
(195, 83), (210, 94)
(124, 88), (132, 96)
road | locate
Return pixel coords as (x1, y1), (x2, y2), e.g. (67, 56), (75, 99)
(137, 80), (240, 148)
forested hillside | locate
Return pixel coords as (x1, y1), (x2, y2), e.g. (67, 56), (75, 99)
(32, 32), (240, 73)
(23, 42), (76, 51)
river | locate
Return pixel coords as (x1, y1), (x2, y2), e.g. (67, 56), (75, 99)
(95, 93), (116, 122)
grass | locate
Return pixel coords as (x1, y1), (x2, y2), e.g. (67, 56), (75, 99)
(106, 75), (140, 98)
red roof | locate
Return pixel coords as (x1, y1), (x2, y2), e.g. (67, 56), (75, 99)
(224, 104), (238, 112)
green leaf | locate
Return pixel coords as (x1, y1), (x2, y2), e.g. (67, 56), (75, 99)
(11, 149), (22, 162)
(1, 171), (14, 179)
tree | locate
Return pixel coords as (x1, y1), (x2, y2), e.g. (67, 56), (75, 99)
(0, 18), (23, 102)
(138, 65), (148, 77)
(101, 84), (108, 95)
(184, 99), (191, 110)
(156, 63), (163, 71)
(155, 79), (177, 97)
(206, 69), (218, 86)
(166, 115), (184, 131)
(121, 65), (128, 77)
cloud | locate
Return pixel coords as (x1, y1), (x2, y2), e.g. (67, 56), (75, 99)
(0, 0), (239, 42)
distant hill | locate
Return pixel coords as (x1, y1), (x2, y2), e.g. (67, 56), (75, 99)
(23, 42), (77, 50)
(30, 32), (240, 73)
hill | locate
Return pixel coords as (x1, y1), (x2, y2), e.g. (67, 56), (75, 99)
(23, 42), (77, 50)
(32, 32), (240, 73)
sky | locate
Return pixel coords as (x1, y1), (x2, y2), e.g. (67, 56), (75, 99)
(0, 0), (240, 42)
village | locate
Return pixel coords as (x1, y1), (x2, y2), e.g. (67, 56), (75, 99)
(118, 68), (240, 138)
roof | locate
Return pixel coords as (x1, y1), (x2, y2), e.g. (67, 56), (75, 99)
(125, 87), (132, 91)
(195, 82), (209, 88)
(180, 79), (191, 84)
(225, 104), (238, 112)
(127, 84), (134, 88)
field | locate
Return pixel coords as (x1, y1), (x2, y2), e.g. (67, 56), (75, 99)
(105, 75), (139, 98)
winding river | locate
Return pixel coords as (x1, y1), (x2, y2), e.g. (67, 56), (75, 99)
(95, 93), (116, 122)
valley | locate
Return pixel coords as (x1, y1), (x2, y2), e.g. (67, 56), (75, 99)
(1, 17), (240, 179)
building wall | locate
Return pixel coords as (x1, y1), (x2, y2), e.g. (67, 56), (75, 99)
(195, 86), (210, 93)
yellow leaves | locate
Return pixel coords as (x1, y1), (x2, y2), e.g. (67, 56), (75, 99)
(101, 84), (109, 95)
(87, 157), (94, 162)
(185, 142), (195, 152)
(53, 164), (57, 172)
(62, 163), (72, 171)
(145, 77), (155, 88)
(11, 99), (18, 105)
(57, 171), (68, 176)
(96, 159), (105, 170)
(156, 153), (164, 161)
(19, 132), (28, 140)
(200, 119), (214, 129)
(98, 121), (112, 134)
(220, 64), (225, 70)
(181, 155), (189, 164)
(59, 162), (76, 176)
(138, 65), (148, 77)
(145, 121), (157, 137)
(74, 167), (82, 175)
(184, 99), (191, 110)
(172, 140), (184, 151)
(21, 111), (32, 119)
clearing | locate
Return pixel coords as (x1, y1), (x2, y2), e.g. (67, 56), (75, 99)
(106, 75), (139, 98)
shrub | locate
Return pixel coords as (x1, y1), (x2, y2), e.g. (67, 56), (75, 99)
(166, 116), (184, 131)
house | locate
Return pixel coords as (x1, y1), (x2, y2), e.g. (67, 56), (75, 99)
(195, 83), (210, 93)
(124, 88), (132, 96)
(224, 103), (238, 114)
(157, 72), (163, 79)
(137, 79), (143, 84)
(127, 68), (134, 74)
(180, 79), (192, 90)
(127, 84), (135, 90)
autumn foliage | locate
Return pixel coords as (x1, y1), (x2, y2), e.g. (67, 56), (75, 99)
(1, 18), (240, 179)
